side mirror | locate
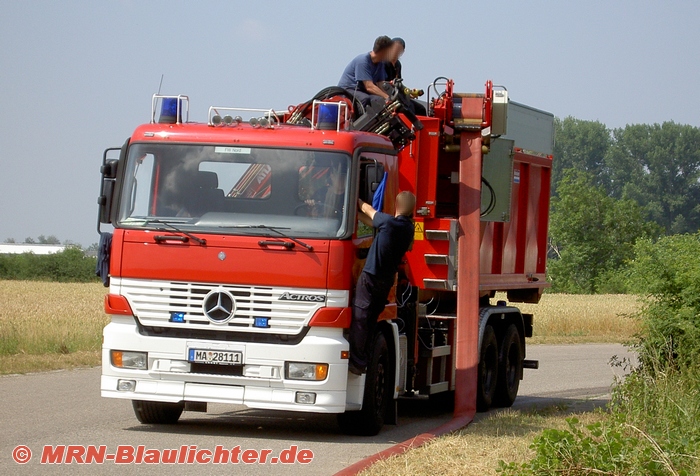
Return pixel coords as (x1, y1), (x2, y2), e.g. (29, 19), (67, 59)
(98, 158), (119, 224)
(101, 160), (119, 179)
(361, 162), (385, 204)
(97, 140), (129, 233)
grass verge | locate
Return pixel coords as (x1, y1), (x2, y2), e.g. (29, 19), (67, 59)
(0, 351), (101, 375)
(360, 405), (608, 476)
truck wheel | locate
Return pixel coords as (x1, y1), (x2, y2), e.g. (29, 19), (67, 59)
(477, 325), (499, 411)
(132, 400), (184, 424)
(494, 324), (522, 407)
(338, 333), (391, 436)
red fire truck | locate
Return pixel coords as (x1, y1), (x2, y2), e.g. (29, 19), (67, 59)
(97, 78), (553, 435)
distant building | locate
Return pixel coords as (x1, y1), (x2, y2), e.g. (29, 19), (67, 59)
(0, 244), (67, 255)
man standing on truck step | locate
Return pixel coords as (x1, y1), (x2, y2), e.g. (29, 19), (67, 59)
(349, 191), (416, 375)
(338, 36), (393, 108)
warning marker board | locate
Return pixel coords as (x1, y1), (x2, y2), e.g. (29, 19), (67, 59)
(414, 221), (425, 241)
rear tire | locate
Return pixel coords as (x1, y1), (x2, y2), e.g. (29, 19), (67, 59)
(477, 325), (499, 411)
(338, 333), (391, 436)
(132, 400), (184, 424)
(494, 324), (522, 407)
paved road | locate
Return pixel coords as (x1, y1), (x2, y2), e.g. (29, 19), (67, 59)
(0, 344), (634, 475)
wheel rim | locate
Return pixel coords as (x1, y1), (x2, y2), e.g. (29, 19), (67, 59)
(483, 343), (497, 392)
(374, 358), (386, 418)
(506, 342), (518, 388)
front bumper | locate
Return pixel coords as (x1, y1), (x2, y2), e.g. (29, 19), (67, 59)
(101, 317), (353, 413)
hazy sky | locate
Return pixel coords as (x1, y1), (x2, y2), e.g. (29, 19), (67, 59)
(1, 1), (699, 246)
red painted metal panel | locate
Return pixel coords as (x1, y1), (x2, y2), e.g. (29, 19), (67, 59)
(491, 222), (504, 274)
(117, 230), (330, 289)
(474, 151), (552, 295)
(537, 165), (552, 274)
(515, 162), (530, 274)
(130, 123), (395, 154)
(327, 241), (355, 291)
(396, 118), (440, 218)
(416, 120), (440, 218)
(403, 217), (452, 284)
(109, 229), (124, 278)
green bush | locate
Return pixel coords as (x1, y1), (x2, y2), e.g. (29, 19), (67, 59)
(611, 365), (700, 476)
(593, 268), (630, 294)
(626, 233), (700, 368)
(0, 248), (98, 282)
(498, 416), (677, 475)
(500, 233), (700, 475)
(499, 373), (700, 475)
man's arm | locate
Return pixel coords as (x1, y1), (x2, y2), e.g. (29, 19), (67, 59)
(362, 80), (388, 99)
(355, 58), (389, 99)
(357, 199), (376, 227)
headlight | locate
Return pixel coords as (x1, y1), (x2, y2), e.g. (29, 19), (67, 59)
(111, 350), (148, 370)
(285, 362), (328, 381)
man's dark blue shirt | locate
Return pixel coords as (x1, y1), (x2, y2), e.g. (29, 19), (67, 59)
(363, 212), (414, 281)
(338, 53), (387, 91)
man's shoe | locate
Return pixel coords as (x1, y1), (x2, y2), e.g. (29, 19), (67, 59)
(348, 362), (365, 375)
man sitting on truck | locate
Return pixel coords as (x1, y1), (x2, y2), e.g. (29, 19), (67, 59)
(384, 37), (404, 81)
(338, 36), (393, 108)
(349, 191), (416, 375)
(384, 37), (427, 116)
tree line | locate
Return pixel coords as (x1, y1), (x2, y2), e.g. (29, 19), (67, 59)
(549, 118), (700, 293)
(1, 236), (99, 282)
(4, 119), (700, 291)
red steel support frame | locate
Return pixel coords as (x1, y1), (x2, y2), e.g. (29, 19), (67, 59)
(336, 132), (484, 476)
(454, 131), (481, 419)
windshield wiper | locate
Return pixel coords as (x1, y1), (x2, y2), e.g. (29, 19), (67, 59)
(146, 219), (207, 246)
(221, 224), (313, 251)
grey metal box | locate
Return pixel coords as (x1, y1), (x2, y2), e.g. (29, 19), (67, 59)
(481, 138), (514, 222)
(501, 101), (554, 157)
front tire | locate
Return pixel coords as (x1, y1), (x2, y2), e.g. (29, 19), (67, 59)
(477, 325), (499, 411)
(132, 400), (184, 424)
(494, 324), (523, 407)
(338, 333), (391, 436)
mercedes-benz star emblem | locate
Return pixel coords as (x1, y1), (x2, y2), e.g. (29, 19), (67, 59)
(203, 289), (236, 324)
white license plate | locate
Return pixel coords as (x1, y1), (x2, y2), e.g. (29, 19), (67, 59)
(188, 349), (242, 366)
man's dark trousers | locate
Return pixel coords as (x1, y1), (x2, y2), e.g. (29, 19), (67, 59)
(345, 89), (385, 109)
(349, 271), (394, 370)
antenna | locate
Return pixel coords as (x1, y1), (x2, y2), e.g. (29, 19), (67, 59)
(157, 74), (164, 95)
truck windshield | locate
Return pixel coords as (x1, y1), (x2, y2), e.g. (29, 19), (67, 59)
(118, 143), (351, 239)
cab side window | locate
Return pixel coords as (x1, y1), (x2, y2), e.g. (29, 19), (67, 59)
(357, 159), (386, 237)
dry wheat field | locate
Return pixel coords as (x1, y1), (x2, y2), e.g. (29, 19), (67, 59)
(0, 280), (107, 373)
(0, 281), (640, 374)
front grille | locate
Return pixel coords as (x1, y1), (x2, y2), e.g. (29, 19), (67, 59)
(137, 321), (310, 344)
(189, 363), (244, 376)
(113, 278), (332, 335)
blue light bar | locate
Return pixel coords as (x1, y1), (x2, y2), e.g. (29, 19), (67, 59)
(159, 97), (182, 124)
(317, 103), (339, 130)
